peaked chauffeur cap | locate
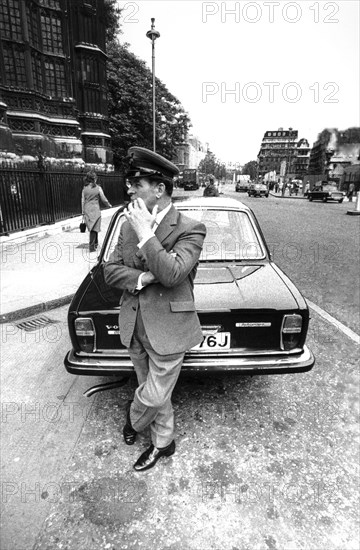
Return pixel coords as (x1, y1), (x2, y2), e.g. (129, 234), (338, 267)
(126, 146), (179, 180)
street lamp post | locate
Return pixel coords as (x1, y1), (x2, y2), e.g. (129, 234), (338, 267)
(146, 18), (160, 152)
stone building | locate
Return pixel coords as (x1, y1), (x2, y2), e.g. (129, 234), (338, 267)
(308, 127), (360, 184)
(173, 134), (207, 171)
(293, 138), (310, 178)
(0, 0), (112, 166)
(257, 128), (298, 179)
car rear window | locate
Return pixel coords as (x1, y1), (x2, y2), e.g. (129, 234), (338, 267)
(103, 207), (265, 262)
(180, 208), (265, 260)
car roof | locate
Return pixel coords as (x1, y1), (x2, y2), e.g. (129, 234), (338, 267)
(173, 196), (251, 213)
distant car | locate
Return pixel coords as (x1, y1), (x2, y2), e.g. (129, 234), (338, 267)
(307, 183), (345, 203)
(248, 182), (269, 198)
(236, 180), (249, 192)
(64, 197), (314, 378)
(183, 181), (200, 191)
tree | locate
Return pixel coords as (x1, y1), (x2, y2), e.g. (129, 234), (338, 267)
(198, 150), (227, 180)
(104, 0), (122, 42)
(105, 10), (192, 170)
(242, 160), (258, 180)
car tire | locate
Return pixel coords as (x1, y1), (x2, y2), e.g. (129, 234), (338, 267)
(322, 197), (327, 203)
(265, 194), (269, 198)
(339, 198), (343, 203)
(309, 196), (313, 201)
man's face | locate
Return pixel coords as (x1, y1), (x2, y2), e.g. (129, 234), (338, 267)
(126, 177), (158, 211)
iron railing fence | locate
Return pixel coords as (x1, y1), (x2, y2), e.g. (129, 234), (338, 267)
(0, 169), (126, 235)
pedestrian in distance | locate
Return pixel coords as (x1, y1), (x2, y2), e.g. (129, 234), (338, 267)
(81, 170), (112, 253)
(104, 146), (207, 472)
(203, 174), (219, 197)
(347, 182), (355, 202)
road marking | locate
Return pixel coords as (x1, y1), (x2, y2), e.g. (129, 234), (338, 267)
(307, 299), (360, 345)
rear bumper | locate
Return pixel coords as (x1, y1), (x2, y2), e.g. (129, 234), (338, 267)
(64, 345), (315, 376)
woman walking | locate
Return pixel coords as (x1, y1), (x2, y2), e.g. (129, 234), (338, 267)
(81, 171), (112, 252)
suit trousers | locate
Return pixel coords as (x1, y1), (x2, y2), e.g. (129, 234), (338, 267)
(128, 309), (185, 448)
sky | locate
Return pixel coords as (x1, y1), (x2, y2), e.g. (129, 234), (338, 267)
(116, 0), (360, 165)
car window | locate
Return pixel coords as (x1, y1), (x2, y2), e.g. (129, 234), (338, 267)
(181, 208), (265, 260)
(103, 213), (126, 261)
(104, 207), (265, 262)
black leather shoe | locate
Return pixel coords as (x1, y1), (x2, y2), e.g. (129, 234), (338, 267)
(123, 407), (137, 445)
(133, 440), (175, 471)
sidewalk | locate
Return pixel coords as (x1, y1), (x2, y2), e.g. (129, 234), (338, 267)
(0, 189), (307, 323)
(270, 191), (306, 199)
(0, 207), (120, 323)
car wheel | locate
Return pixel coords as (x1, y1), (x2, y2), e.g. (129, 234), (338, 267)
(309, 197), (313, 201)
(322, 197), (327, 203)
(265, 194), (269, 198)
(339, 198), (343, 203)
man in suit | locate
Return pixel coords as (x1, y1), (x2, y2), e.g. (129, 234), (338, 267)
(104, 147), (206, 471)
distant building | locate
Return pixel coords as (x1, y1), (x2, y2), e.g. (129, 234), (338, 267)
(340, 163), (360, 193)
(293, 138), (310, 179)
(307, 128), (360, 182)
(0, 0), (112, 166)
(257, 128), (299, 179)
(173, 134), (207, 170)
(263, 170), (277, 184)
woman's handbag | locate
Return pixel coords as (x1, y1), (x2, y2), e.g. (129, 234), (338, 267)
(80, 217), (86, 233)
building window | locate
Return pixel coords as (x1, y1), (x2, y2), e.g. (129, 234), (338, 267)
(31, 53), (44, 93)
(44, 58), (66, 96)
(28, 4), (41, 49)
(81, 55), (99, 82)
(39, 0), (61, 8)
(2, 44), (27, 88)
(0, 0), (22, 41)
(40, 9), (64, 54)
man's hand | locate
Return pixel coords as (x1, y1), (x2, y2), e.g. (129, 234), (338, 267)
(141, 271), (158, 287)
(124, 199), (158, 241)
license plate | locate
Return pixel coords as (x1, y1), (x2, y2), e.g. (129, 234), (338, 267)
(192, 332), (231, 350)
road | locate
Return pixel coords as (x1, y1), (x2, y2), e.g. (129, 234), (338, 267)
(1, 186), (359, 550)
(228, 188), (360, 335)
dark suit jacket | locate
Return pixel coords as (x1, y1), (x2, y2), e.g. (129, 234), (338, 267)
(104, 204), (206, 355)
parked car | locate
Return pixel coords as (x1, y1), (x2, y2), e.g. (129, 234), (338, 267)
(307, 183), (345, 203)
(248, 182), (269, 197)
(64, 197), (314, 379)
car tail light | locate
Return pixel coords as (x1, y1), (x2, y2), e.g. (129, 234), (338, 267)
(75, 318), (96, 352)
(281, 314), (302, 351)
